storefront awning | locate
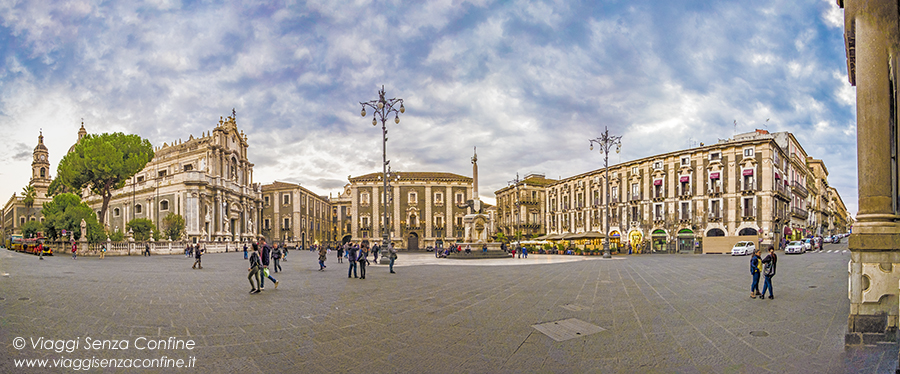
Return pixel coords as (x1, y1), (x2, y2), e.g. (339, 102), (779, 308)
(653, 179), (662, 186)
(743, 169), (754, 176)
(561, 233), (580, 240)
(775, 172), (781, 179)
(545, 234), (564, 240)
(533, 235), (550, 240)
(709, 172), (720, 179)
(679, 176), (690, 182)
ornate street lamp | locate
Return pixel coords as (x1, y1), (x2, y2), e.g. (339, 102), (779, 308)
(360, 86), (405, 257)
(589, 126), (622, 258)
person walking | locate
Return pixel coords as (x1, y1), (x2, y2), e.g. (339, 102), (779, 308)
(282, 245), (288, 262)
(144, 242), (151, 256)
(260, 240), (279, 290)
(388, 242), (398, 274)
(71, 241), (77, 260)
(248, 245), (261, 294)
(372, 243), (380, 264)
(337, 245), (344, 264)
(760, 247), (778, 299)
(348, 243), (358, 278)
(192, 245), (204, 269)
(99, 244), (106, 260)
(243, 243), (248, 260)
(750, 249), (762, 298)
(272, 244), (283, 273)
(318, 246), (327, 271)
(358, 244), (369, 279)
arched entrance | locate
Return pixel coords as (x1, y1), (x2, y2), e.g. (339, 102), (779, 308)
(706, 228), (725, 237)
(739, 227), (758, 236)
(651, 229), (667, 253)
(341, 235), (351, 244)
(407, 232), (419, 251)
(628, 230), (643, 254)
(609, 231), (621, 254)
(677, 229), (694, 254)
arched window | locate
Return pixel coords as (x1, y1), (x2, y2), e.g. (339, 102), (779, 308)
(40, 167), (46, 178)
(135, 204), (143, 214)
(114, 208), (121, 217)
(160, 200), (169, 211)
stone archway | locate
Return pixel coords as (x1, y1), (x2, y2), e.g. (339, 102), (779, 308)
(706, 228), (725, 237)
(407, 232), (419, 251)
(739, 227), (758, 236)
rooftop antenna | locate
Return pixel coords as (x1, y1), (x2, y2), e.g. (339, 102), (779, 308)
(733, 119), (737, 135)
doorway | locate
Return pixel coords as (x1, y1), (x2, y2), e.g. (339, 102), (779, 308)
(407, 232), (419, 251)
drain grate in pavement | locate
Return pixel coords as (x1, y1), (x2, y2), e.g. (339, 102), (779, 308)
(18, 297), (29, 301)
(749, 331), (769, 337)
(809, 286), (817, 288)
(533, 318), (605, 342)
(561, 304), (588, 312)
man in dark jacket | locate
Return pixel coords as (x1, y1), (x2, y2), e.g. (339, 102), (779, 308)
(260, 240), (279, 290)
(760, 248), (778, 299)
(248, 246), (261, 294)
(750, 249), (762, 299)
(347, 244), (358, 278)
(192, 246), (203, 269)
(272, 244), (282, 273)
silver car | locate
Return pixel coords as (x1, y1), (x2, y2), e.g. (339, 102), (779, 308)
(785, 241), (805, 254)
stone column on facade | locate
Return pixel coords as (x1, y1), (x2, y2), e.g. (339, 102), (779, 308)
(350, 186), (358, 241)
(393, 184), (401, 242)
(446, 186), (453, 239)
(841, 0), (900, 346)
(425, 185), (432, 242)
(372, 185), (380, 239)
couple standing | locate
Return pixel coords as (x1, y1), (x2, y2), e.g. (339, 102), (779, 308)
(750, 247), (777, 299)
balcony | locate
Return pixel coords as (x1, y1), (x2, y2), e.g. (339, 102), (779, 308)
(679, 190), (692, 200)
(653, 214), (666, 225)
(628, 192), (643, 203)
(774, 182), (790, 201)
(708, 185), (723, 197)
(741, 182), (756, 195)
(520, 198), (541, 206)
(792, 207), (809, 219)
(678, 214), (691, 223)
(609, 197), (619, 205)
(405, 225), (422, 231)
(708, 212), (722, 222)
(792, 181), (809, 198)
(742, 208), (757, 220)
(652, 191), (665, 202)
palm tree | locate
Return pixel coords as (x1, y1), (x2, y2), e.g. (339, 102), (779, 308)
(21, 185), (36, 220)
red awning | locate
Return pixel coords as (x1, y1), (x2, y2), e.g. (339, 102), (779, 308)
(653, 179), (662, 186)
(709, 172), (720, 179)
(742, 169), (754, 176)
(775, 172), (781, 179)
(679, 176), (690, 183)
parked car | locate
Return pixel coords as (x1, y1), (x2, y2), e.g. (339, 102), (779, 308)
(822, 236), (832, 244)
(732, 241), (755, 256)
(832, 235), (841, 244)
(785, 241), (805, 254)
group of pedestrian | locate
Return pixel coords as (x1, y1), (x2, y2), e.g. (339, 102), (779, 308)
(750, 247), (778, 299)
(247, 239), (280, 294)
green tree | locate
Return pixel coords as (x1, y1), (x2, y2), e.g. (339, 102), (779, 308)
(54, 132), (154, 226)
(41, 193), (105, 242)
(109, 229), (125, 242)
(21, 185), (36, 218)
(496, 232), (508, 243)
(126, 218), (157, 241)
(162, 213), (185, 240)
(21, 220), (43, 238)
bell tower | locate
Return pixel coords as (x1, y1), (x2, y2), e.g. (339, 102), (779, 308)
(32, 131), (50, 186)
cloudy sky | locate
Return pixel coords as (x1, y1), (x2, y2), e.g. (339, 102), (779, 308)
(0, 0), (857, 215)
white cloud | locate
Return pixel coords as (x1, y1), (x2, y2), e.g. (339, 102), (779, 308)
(823, 0), (844, 28)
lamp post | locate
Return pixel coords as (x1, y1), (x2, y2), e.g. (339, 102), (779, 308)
(360, 86), (405, 256)
(589, 126), (622, 259)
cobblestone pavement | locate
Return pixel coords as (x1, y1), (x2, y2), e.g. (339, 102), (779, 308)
(0, 241), (896, 373)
